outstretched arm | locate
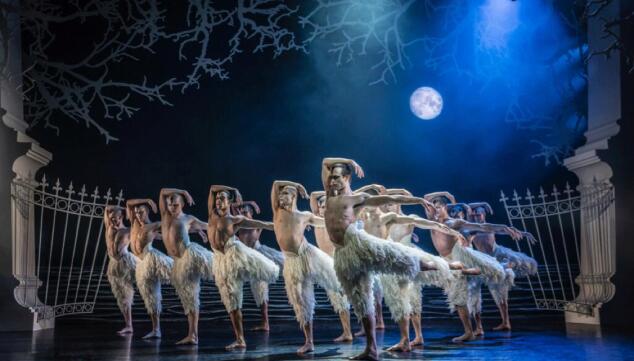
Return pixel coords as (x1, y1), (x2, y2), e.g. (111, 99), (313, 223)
(453, 220), (523, 241)
(309, 191), (324, 215)
(362, 194), (426, 208)
(393, 214), (464, 239)
(321, 157), (364, 190)
(307, 213), (325, 228)
(234, 215), (274, 231)
(354, 184), (386, 194)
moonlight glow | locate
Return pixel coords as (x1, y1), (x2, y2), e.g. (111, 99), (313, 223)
(409, 87), (443, 120)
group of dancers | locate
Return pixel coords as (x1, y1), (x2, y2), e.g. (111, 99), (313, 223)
(104, 157), (538, 360)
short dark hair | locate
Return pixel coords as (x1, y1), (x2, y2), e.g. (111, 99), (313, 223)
(331, 162), (352, 176)
(241, 203), (255, 214)
(431, 195), (451, 206)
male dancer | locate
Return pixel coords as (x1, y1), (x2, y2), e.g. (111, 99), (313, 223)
(207, 185), (279, 350)
(356, 185), (460, 352)
(235, 200), (284, 332)
(309, 191), (355, 340)
(321, 157), (461, 360)
(272, 181), (353, 355)
(105, 205), (135, 335)
(126, 198), (173, 339)
(159, 188), (213, 345)
(423, 192), (521, 342)
(468, 202), (537, 331)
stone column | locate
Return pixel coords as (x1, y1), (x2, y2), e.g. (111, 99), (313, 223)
(563, 0), (620, 326)
(1, 0), (54, 330)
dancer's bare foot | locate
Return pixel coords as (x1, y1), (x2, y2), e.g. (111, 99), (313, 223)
(461, 268), (481, 276)
(386, 339), (411, 352)
(142, 330), (161, 339)
(175, 335), (198, 345)
(297, 342), (314, 355)
(474, 327), (485, 336)
(354, 329), (366, 337)
(449, 261), (464, 270)
(117, 326), (133, 335)
(349, 347), (379, 360)
(421, 260), (438, 271)
(409, 336), (424, 347)
(452, 332), (476, 343)
(225, 339), (246, 350)
(493, 323), (511, 331)
(334, 332), (353, 342)
(251, 323), (270, 332)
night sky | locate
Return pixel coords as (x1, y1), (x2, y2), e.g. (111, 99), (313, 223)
(27, 0), (583, 247)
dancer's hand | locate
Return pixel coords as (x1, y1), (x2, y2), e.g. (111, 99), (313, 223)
(506, 226), (522, 241)
(411, 233), (420, 243)
(522, 231), (537, 245)
(183, 191), (195, 206)
(198, 230), (208, 243)
(352, 161), (364, 178)
(147, 200), (158, 213)
(297, 184), (309, 199)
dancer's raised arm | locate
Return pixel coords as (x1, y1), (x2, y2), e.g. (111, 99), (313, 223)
(160, 188), (193, 215)
(271, 180), (307, 212)
(321, 157), (364, 190)
(309, 191), (324, 214)
(449, 219), (523, 241)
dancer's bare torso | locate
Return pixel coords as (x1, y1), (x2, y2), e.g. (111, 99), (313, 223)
(162, 214), (198, 258)
(238, 228), (261, 248)
(324, 194), (369, 246)
(273, 209), (315, 254)
(208, 214), (241, 253)
(130, 221), (160, 258)
(471, 232), (496, 255)
(429, 218), (462, 258)
(106, 226), (130, 260)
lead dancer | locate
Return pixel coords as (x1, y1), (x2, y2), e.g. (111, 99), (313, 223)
(127, 199), (173, 339)
(159, 188), (213, 345)
(322, 157), (461, 360)
(235, 200), (284, 332)
(468, 202), (537, 331)
(105, 206), (135, 335)
(423, 192), (521, 342)
(272, 181), (353, 355)
(208, 185), (279, 350)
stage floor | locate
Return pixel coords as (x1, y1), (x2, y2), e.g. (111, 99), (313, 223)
(2, 317), (633, 361)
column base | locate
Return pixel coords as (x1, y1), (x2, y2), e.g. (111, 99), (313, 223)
(565, 304), (601, 326)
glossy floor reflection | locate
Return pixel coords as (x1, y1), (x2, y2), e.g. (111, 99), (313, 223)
(3, 317), (634, 361)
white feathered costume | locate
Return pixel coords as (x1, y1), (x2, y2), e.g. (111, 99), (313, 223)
(135, 243), (173, 315)
(249, 240), (285, 306)
(107, 251), (137, 313)
(171, 242), (214, 315)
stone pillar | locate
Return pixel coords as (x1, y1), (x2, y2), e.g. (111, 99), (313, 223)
(1, 0), (54, 330)
(563, 0), (620, 326)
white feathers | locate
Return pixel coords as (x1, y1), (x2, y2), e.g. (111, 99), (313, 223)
(213, 237), (279, 312)
(171, 242), (214, 315)
(107, 252), (137, 313)
(283, 240), (348, 327)
(135, 246), (173, 315)
(494, 245), (538, 278)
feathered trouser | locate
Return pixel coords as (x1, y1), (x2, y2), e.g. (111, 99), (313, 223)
(107, 252), (137, 313)
(135, 246), (173, 315)
(283, 240), (349, 327)
(171, 242), (213, 315)
(213, 237), (279, 312)
(334, 223), (421, 320)
(250, 241), (285, 306)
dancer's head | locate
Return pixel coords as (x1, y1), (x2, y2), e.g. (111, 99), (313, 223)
(424, 192), (456, 220)
(108, 207), (125, 228)
(167, 194), (185, 216)
(236, 201), (260, 219)
(133, 204), (151, 224)
(468, 202), (493, 223)
(327, 163), (352, 196)
(316, 195), (327, 217)
(447, 203), (471, 220)
(215, 190), (232, 216)
(278, 185), (298, 211)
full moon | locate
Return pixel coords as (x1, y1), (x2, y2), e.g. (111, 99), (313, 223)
(409, 87), (443, 120)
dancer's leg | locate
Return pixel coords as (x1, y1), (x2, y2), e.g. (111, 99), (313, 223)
(226, 309), (247, 350)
